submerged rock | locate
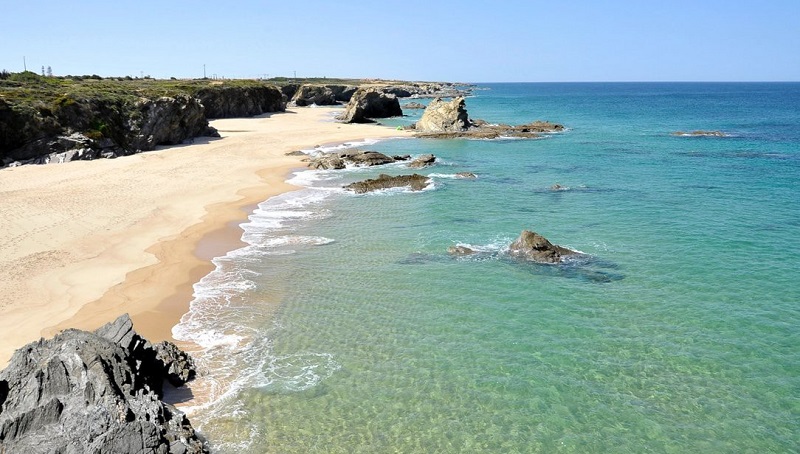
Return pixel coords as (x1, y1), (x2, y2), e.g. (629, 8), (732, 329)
(455, 172), (478, 179)
(407, 154), (436, 168)
(447, 245), (476, 256)
(344, 173), (431, 193)
(671, 130), (727, 137)
(0, 314), (207, 453)
(508, 230), (577, 264)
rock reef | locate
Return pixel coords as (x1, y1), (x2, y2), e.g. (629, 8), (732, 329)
(344, 173), (431, 194)
(0, 314), (207, 453)
(307, 150), (405, 170)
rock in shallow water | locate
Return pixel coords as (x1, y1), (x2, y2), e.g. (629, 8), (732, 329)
(344, 173), (431, 194)
(508, 230), (577, 264)
(0, 314), (207, 453)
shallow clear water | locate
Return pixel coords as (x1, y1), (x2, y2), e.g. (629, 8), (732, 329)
(174, 83), (800, 453)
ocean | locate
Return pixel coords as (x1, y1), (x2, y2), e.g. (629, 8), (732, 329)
(173, 83), (800, 453)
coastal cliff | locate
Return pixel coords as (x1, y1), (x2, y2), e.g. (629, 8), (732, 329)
(0, 75), (287, 166)
(0, 73), (472, 167)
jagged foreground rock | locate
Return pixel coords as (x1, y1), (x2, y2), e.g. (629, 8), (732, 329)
(344, 173), (431, 194)
(0, 314), (207, 454)
(410, 97), (564, 139)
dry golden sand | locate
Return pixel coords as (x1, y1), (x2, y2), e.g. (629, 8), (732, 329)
(0, 107), (406, 367)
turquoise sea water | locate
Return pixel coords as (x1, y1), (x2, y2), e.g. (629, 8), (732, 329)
(174, 83), (800, 453)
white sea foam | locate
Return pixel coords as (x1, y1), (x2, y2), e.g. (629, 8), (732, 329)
(254, 353), (341, 392)
(428, 172), (477, 179)
(259, 235), (335, 247)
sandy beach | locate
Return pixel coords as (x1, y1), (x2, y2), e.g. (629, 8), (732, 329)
(0, 106), (405, 367)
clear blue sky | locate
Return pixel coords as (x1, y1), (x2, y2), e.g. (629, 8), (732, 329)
(2, 0), (798, 82)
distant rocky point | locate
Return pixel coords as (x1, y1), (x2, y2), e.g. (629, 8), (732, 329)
(408, 97), (564, 139)
(0, 314), (207, 453)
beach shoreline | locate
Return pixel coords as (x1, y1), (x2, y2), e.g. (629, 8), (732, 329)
(0, 107), (406, 367)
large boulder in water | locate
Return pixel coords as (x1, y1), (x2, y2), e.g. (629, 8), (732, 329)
(415, 97), (471, 133)
(0, 314), (207, 453)
(338, 88), (402, 123)
(508, 230), (577, 264)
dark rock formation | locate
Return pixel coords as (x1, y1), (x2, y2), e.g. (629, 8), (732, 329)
(344, 173), (431, 193)
(407, 154), (436, 168)
(129, 95), (211, 151)
(338, 88), (403, 123)
(307, 150), (404, 170)
(0, 314), (207, 453)
(291, 84), (340, 106)
(196, 85), (285, 118)
(507, 230), (577, 264)
(1, 94), (220, 167)
(280, 84), (300, 101)
(332, 85), (358, 102)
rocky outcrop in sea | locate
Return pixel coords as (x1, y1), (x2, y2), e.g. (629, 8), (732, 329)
(344, 173), (431, 193)
(0, 314), (207, 453)
(307, 150), (415, 170)
(409, 97), (564, 139)
(507, 230), (577, 264)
